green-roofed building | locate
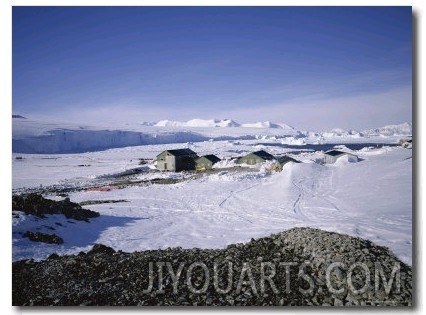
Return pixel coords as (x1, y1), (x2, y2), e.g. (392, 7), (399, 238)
(277, 155), (300, 166)
(276, 155), (300, 170)
(237, 150), (275, 165)
(323, 150), (359, 164)
(195, 155), (221, 171)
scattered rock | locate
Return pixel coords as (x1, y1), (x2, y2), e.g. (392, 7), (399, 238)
(48, 253), (60, 260)
(12, 193), (99, 221)
(79, 199), (128, 206)
(23, 231), (64, 244)
(88, 244), (116, 255)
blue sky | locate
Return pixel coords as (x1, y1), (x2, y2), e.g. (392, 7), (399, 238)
(13, 6), (412, 130)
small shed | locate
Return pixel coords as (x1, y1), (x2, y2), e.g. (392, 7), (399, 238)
(237, 150), (275, 165)
(324, 150), (358, 164)
(277, 155), (300, 167)
(156, 149), (198, 171)
(195, 155), (221, 171)
(399, 137), (412, 149)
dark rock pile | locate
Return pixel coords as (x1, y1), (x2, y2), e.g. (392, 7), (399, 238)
(22, 231), (64, 244)
(12, 227), (412, 306)
(12, 193), (99, 221)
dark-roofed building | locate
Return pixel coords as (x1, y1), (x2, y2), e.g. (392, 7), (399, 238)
(195, 155), (221, 171)
(324, 150), (358, 164)
(156, 149), (198, 171)
(237, 150), (275, 165)
(277, 155), (300, 166)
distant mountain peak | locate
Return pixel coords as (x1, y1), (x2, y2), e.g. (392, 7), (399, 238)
(12, 115), (27, 119)
(185, 118), (240, 128)
(138, 121), (156, 126)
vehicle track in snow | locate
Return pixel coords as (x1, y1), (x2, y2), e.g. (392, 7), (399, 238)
(218, 181), (265, 224)
(290, 165), (341, 221)
(291, 191), (305, 218)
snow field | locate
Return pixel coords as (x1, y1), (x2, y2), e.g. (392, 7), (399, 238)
(13, 143), (412, 265)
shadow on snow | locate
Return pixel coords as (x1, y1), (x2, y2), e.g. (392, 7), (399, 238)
(12, 214), (148, 261)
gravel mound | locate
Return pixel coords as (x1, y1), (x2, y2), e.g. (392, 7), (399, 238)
(13, 227), (412, 306)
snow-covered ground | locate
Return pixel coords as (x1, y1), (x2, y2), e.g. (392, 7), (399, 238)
(12, 129), (412, 266)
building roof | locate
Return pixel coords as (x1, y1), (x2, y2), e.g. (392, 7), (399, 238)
(277, 155), (300, 164)
(197, 154), (221, 164)
(159, 148), (197, 157)
(325, 150), (347, 157)
(250, 150), (275, 160)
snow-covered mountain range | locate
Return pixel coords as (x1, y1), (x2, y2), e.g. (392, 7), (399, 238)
(147, 118), (412, 136)
(12, 116), (412, 154)
(155, 118), (240, 128)
(152, 118), (296, 129)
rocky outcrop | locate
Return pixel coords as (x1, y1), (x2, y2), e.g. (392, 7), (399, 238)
(12, 193), (99, 222)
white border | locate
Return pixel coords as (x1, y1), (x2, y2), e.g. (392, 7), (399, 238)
(2, 1), (422, 314)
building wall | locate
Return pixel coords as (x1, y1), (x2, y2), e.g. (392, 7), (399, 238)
(157, 151), (197, 172)
(238, 154), (265, 165)
(156, 152), (167, 170)
(195, 158), (213, 170)
(166, 156), (176, 171)
(175, 156), (195, 171)
(324, 154), (338, 164)
(157, 152), (177, 171)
